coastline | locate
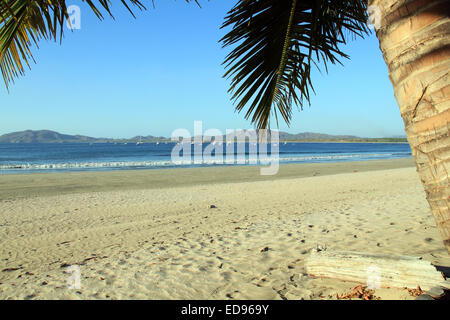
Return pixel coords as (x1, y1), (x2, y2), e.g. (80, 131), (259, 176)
(280, 140), (409, 144)
(0, 140), (410, 144)
(0, 158), (414, 201)
(1, 158), (448, 300)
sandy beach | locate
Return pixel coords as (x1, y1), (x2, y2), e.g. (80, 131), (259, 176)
(0, 158), (448, 300)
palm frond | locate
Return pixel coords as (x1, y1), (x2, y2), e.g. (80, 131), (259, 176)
(221, 0), (369, 129)
(0, 0), (197, 89)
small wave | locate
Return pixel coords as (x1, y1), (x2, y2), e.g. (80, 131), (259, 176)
(0, 152), (411, 172)
(0, 161), (175, 171)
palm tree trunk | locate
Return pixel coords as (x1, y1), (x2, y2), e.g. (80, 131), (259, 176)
(368, 0), (450, 253)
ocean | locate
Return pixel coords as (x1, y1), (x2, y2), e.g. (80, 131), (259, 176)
(0, 142), (412, 174)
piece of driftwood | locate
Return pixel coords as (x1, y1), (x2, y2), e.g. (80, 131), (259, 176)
(416, 287), (446, 300)
(415, 294), (435, 300)
(305, 249), (449, 291)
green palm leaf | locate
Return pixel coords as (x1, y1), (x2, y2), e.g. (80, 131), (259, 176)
(221, 0), (369, 129)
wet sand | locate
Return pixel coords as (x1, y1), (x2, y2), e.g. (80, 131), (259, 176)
(0, 158), (414, 200)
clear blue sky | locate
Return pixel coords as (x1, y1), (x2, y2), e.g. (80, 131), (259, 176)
(0, 0), (405, 139)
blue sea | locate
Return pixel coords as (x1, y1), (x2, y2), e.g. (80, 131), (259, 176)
(0, 142), (412, 174)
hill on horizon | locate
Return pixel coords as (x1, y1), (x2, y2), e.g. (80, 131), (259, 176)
(0, 130), (407, 144)
(0, 130), (100, 144)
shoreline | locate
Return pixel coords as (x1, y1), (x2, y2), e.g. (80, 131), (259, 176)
(1, 158), (448, 300)
(0, 158), (415, 201)
(0, 140), (410, 144)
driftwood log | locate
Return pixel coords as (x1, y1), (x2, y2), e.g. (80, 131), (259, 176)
(305, 249), (449, 291)
(416, 286), (447, 300)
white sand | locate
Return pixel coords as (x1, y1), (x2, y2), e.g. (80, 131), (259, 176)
(0, 163), (448, 300)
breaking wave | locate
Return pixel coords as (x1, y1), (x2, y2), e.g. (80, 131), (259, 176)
(0, 152), (411, 172)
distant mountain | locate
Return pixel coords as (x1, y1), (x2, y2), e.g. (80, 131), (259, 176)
(278, 131), (359, 141)
(0, 130), (100, 143)
(200, 130), (405, 142)
(0, 130), (408, 144)
(195, 130), (359, 142)
(0, 130), (166, 144)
